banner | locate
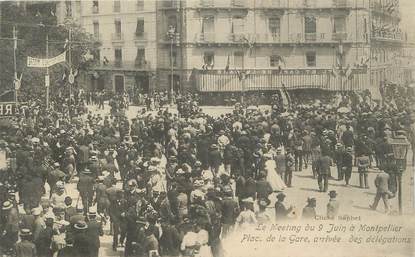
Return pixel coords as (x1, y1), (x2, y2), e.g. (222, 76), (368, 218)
(27, 51), (66, 68)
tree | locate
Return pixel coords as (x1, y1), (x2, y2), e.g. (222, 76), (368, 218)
(0, 1), (100, 101)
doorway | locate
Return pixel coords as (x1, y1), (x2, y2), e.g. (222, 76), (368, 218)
(114, 75), (124, 94)
(135, 74), (149, 94)
(169, 74), (181, 93)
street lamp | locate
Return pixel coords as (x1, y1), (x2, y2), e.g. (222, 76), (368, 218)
(167, 25), (176, 106)
(388, 130), (410, 215)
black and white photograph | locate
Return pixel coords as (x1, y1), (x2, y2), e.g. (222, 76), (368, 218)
(0, 0), (414, 256)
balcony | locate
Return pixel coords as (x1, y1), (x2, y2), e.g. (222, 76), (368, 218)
(92, 33), (102, 42)
(371, 31), (403, 43)
(135, 59), (150, 69)
(199, 0), (214, 7)
(333, 0), (348, 8)
(135, 32), (148, 42)
(114, 60), (122, 68)
(260, 0), (285, 9)
(162, 0), (180, 9)
(304, 33), (317, 42)
(111, 33), (124, 43)
(231, 0), (247, 8)
(229, 33), (246, 42)
(332, 32), (348, 41)
(198, 33), (216, 42)
(256, 33), (281, 43)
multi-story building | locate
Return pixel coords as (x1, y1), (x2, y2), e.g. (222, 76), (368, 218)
(56, 0), (410, 98)
(156, 0), (408, 98)
(57, 0), (157, 94)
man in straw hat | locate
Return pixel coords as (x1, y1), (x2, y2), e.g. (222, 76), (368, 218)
(15, 229), (36, 257)
(86, 207), (104, 257)
(1, 201), (19, 252)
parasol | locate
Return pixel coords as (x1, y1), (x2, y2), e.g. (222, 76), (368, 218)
(280, 112), (290, 117)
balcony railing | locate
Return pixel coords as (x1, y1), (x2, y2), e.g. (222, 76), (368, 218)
(200, 0), (214, 7)
(135, 32), (148, 41)
(260, 0), (283, 8)
(163, 0), (179, 8)
(114, 60), (122, 68)
(92, 33), (102, 41)
(198, 33), (215, 42)
(231, 0), (247, 8)
(333, 0), (348, 8)
(135, 59), (149, 69)
(111, 33), (124, 42)
(229, 33), (246, 42)
(304, 33), (317, 41)
(371, 31), (403, 42)
(332, 32), (348, 41)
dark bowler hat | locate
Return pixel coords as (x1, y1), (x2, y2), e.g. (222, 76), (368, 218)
(276, 192), (286, 200)
(328, 190), (337, 198)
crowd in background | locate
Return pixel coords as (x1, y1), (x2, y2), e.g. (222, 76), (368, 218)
(0, 81), (413, 257)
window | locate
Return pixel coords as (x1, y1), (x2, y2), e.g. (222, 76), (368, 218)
(168, 16), (177, 32)
(137, 0), (144, 11)
(269, 17), (280, 35)
(115, 48), (122, 66)
(306, 52), (316, 67)
(333, 16), (346, 33)
(234, 51), (244, 68)
(202, 16), (214, 34)
(203, 52), (214, 66)
(305, 16), (316, 34)
(115, 20), (122, 35)
(135, 48), (146, 67)
(136, 19), (145, 37)
(270, 55), (281, 67)
(93, 22), (99, 38)
(92, 1), (99, 13)
(93, 49), (100, 63)
(232, 17), (244, 34)
(65, 1), (72, 17)
(114, 0), (121, 12)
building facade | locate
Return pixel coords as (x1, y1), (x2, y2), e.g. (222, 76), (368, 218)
(57, 0), (410, 97)
(57, 0), (157, 94)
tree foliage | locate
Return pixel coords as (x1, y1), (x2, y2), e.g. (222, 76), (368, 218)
(0, 2), (100, 99)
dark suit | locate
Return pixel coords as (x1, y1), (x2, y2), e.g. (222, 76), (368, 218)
(317, 156), (332, 192)
(15, 240), (37, 257)
(86, 219), (103, 257)
(77, 173), (95, 214)
(255, 179), (272, 200)
(371, 171), (390, 212)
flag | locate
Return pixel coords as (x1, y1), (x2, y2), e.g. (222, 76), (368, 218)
(225, 55), (230, 72)
(63, 38), (69, 50)
(345, 65), (353, 80)
(281, 83), (291, 110)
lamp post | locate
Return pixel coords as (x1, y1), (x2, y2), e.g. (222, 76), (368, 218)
(167, 25), (176, 106)
(388, 131), (410, 215)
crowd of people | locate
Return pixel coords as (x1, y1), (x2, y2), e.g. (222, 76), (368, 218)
(0, 82), (413, 257)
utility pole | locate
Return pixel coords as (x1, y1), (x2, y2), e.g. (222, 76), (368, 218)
(46, 33), (50, 109)
(13, 26), (18, 103)
(68, 27), (72, 118)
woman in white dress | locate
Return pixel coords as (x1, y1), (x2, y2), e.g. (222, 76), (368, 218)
(263, 153), (286, 192)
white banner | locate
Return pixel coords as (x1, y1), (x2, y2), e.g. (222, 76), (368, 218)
(27, 51), (66, 68)
(47, 51), (66, 67)
(27, 56), (49, 68)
